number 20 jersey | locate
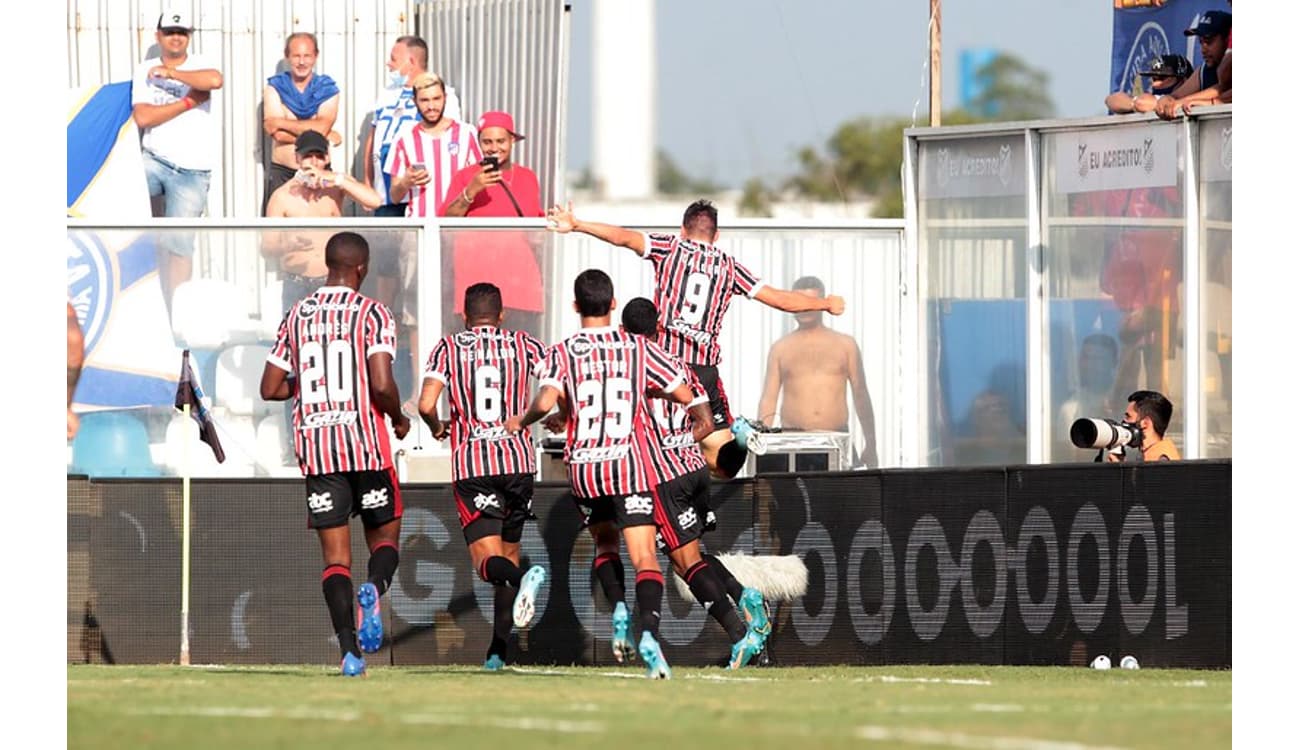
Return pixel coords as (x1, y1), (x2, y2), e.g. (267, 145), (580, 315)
(423, 326), (547, 481)
(537, 326), (685, 498)
(642, 233), (767, 366)
(267, 286), (397, 475)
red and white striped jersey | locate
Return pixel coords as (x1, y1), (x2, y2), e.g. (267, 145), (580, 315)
(640, 359), (708, 484)
(424, 326), (547, 481)
(267, 286), (398, 475)
(536, 326), (685, 498)
(641, 233), (766, 366)
(382, 119), (481, 217)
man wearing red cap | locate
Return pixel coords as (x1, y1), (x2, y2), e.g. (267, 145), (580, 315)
(439, 111), (545, 336)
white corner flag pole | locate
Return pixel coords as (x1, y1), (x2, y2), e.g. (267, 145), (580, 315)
(180, 402), (192, 666)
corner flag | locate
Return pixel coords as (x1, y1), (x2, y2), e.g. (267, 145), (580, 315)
(174, 350), (225, 463)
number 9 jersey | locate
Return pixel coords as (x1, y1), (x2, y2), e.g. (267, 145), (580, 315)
(423, 326), (548, 480)
(267, 286), (399, 475)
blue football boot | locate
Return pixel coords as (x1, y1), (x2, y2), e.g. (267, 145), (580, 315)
(356, 582), (383, 653)
(639, 631), (672, 679)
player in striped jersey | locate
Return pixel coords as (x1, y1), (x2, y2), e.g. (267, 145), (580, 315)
(506, 269), (708, 679)
(384, 72), (481, 218)
(546, 199), (846, 479)
(621, 298), (769, 668)
(260, 231), (411, 677)
(416, 282), (548, 670)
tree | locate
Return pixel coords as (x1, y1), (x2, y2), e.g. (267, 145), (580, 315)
(657, 149), (719, 196)
(786, 52), (1054, 217)
(738, 178), (774, 217)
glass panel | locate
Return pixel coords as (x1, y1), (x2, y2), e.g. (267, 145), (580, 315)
(1042, 121), (1185, 462)
(441, 224), (904, 470)
(1198, 116), (1232, 457)
(66, 226), (421, 478)
(917, 135), (1028, 466)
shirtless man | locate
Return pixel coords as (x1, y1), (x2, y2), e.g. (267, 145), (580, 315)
(263, 130), (384, 310)
(756, 276), (878, 468)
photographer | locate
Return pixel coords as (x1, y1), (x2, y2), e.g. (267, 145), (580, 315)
(1106, 390), (1182, 463)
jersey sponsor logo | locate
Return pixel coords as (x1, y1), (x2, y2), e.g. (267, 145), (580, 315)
(666, 319), (712, 345)
(360, 488), (390, 510)
(302, 410), (359, 429)
(474, 493), (500, 510)
(570, 445), (631, 464)
(455, 331), (478, 346)
(661, 432), (697, 450)
(469, 425), (508, 441)
(568, 336), (594, 357)
(308, 491), (334, 513)
(624, 494), (653, 516)
(298, 297), (320, 316)
(677, 507), (698, 529)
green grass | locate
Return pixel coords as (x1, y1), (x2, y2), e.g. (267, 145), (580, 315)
(68, 664), (1230, 749)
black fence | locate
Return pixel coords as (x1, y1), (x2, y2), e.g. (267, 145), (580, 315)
(68, 461), (1230, 668)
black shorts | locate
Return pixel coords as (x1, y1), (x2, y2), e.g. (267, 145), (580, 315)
(572, 490), (658, 530)
(452, 473), (536, 544)
(691, 364), (733, 429)
(652, 468), (710, 552)
(304, 469), (402, 530)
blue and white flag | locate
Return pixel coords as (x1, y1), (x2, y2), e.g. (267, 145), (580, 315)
(68, 82), (182, 410)
(1110, 0), (1230, 97)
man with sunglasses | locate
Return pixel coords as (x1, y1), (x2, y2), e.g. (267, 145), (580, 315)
(130, 7), (224, 315)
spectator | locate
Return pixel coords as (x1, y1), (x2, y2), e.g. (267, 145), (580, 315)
(1106, 389), (1182, 462)
(755, 276), (878, 467)
(1056, 333), (1120, 457)
(362, 36), (462, 319)
(130, 6), (223, 314)
(1155, 10), (1230, 119)
(1105, 54), (1193, 114)
(262, 32), (341, 215)
(385, 73), (480, 216)
(439, 111), (545, 336)
(263, 131), (384, 311)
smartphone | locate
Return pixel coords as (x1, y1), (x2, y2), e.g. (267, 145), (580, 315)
(410, 162), (426, 172)
(481, 155), (499, 172)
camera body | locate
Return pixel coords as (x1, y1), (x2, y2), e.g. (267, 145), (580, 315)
(1070, 417), (1144, 451)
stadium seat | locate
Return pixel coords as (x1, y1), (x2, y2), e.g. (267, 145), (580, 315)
(171, 278), (260, 350)
(71, 410), (161, 477)
(255, 415), (300, 477)
(162, 410), (255, 478)
(215, 344), (275, 418)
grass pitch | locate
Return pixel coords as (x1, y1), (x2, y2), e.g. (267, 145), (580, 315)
(68, 663), (1230, 749)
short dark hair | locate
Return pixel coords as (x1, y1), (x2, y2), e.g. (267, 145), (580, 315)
(792, 276), (825, 295)
(324, 231), (370, 270)
(396, 35), (428, 69)
(621, 297), (658, 337)
(284, 32), (318, 57)
(464, 282), (502, 320)
(1128, 390), (1173, 438)
(1081, 333), (1119, 363)
(682, 199), (718, 236)
(574, 269), (614, 317)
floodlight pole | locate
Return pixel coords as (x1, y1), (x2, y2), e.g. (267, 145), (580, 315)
(929, 0), (942, 126)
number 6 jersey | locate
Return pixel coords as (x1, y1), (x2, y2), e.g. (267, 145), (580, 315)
(267, 286), (398, 475)
(537, 326), (685, 498)
(423, 325), (548, 481)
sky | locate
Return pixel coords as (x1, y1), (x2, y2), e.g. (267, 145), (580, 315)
(566, 0), (1112, 188)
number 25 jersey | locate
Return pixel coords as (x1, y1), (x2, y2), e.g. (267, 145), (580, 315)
(537, 326), (685, 498)
(267, 286), (397, 475)
(423, 326), (547, 481)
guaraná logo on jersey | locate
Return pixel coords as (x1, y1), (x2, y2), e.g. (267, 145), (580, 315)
(66, 232), (114, 354)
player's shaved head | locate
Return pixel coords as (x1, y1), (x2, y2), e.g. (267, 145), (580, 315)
(325, 231), (370, 270)
(621, 297), (658, 337)
(464, 282), (503, 320)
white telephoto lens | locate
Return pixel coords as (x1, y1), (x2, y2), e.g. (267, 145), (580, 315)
(1090, 655), (1112, 670)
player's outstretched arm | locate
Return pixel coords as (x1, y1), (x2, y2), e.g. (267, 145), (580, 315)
(417, 377), (448, 440)
(506, 385), (561, 434)
(547, 201), (646, 256)
(368, 352), (411, 439)
(754, 286), (845, 315)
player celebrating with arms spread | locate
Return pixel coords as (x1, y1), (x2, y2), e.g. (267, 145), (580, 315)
(260, 231), (411, 677)
(506, 270), (708, 679)
(417, 282), (548, 670)
(547, 199), (845, 477)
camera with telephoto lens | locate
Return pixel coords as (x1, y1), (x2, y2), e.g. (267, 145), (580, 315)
(1069, 417), (1144, 451)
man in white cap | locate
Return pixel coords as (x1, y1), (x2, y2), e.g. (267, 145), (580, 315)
(130, 6), (224, 314)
